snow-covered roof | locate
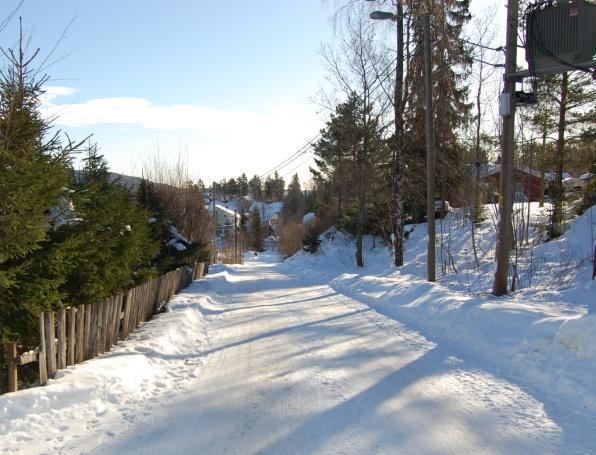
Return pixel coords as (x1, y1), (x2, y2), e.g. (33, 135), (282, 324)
(213, 204), (242, 221)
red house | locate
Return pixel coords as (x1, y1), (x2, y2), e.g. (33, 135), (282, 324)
(480, 164), (544, 202)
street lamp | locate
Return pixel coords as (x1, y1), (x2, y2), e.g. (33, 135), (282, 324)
(369, 11), (397, 21)
(368, 4), (407, 269)
(369, 6), (435, 281)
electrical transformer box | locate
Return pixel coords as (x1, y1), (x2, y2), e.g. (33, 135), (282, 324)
(525, 0), (596, 75)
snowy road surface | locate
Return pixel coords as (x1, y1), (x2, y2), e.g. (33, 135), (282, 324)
(0, 257), (588, 454)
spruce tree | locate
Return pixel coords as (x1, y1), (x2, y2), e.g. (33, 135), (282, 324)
(404, 0), (472, 211)
(238, 173), (249, 197)
(0, 40), (72, 342)
(264, 176), (275, 202)
(137, 177), (201, 273)
(250, 206), (266, 252)
(249, 175), (263, 201)
(273, 171), (286, 200)
(54, 146), (159, 305)
(226, 178), (239, 198)
(282, 174), (306, 219)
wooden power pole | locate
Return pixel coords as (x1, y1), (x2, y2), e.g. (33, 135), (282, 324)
(212, 184), (217, 264)
(234, 210), (238, 264)
(492, 0), (518, 295)
(423, 13), (436, 283)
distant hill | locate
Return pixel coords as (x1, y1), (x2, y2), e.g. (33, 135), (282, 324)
(74, 170), (143, 191)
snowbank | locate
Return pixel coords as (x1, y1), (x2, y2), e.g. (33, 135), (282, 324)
(283, 206), (596, 412)
(0, 286), (211, 453)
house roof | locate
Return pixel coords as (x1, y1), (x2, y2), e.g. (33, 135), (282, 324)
(481, 164), (543, 179)
(214, 204), (241, 220)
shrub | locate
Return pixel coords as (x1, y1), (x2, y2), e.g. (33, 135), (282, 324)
(279, 218), (304, 257)
(302, 232), (321, 254)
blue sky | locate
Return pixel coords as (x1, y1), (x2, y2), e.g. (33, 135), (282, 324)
(0, 0), (337, 184)
(1, 0), (501, 185)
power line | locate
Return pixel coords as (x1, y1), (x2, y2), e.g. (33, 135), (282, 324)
(470, 55), (504, 68)
(258, 134), (320, 180)
(280, 151), (315, 179)
(259, 55), (399, 181)
(261, 13), (506, 181)
(460, 36), (505, 53)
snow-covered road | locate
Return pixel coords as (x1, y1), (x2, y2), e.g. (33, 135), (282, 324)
(0, 257), (586, 454)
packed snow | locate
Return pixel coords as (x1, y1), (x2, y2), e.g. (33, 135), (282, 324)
(0, 204), (594, 453)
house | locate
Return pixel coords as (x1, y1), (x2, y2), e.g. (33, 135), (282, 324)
(213, 204), (241, 227)
(238, 196), (254, 213)
(480, 164), (545, 202)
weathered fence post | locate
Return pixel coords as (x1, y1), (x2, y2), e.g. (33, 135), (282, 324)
(94, 302), (103, 357)
(89, 303), (97, 358)
(5, 342), (17, 393)
(123, 288), (133, 339)
(39, 313), (48, 385)
(0, 267), (209, 396)
(57, 309), (67, 370)
(67, 307), (76, 366)
(112, 294), (123, 344)
(84, 304), (92, 360)
(76, 305), (85, 363)
(105, 297), (115, 349)
(100, 298), (109, 353)
(44, 312), (57, 379)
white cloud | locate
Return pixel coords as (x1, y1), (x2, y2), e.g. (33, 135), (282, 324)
(42, 88), (316, 135)
(41, 86), (323, 183)
(43, 86), (78, 102)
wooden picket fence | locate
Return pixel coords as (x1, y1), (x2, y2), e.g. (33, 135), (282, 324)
(4, 262), (206, 394)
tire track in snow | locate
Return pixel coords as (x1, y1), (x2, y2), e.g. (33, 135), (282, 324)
(94, 261), (564, 454)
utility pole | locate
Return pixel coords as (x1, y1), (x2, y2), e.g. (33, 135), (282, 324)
(368, 1), (405, 267)
(240, 222), (244, 264)
(492, 0), (518, 296)
(212, 183), (217, 264)
(393, 1), (405, 267)
(423, 13), (436, 283)
(234, 210), (238, 264)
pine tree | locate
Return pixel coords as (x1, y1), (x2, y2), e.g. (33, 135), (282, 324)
(238, 173), (249, 197)
(311, 95), (362, 229)
(249, 175), (263, 201)
(404, 0), (472, 212)
(282, 174), (306, 219)
(0, 38), (72, 343)
(249, 206), (266, 252)
(529, 72), (595, 236)
(264, 176), (275, 202)
(311, 92), (384, 266)
(137, 178), (201, 273)
(226, 178), (239, 198)
(53, 146), (159, 305)
(273, 172), (286, 200)
(264, 172), (285, 202)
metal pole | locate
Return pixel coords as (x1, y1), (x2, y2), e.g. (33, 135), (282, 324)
(423, 13), (435, 283)
(492, 0), (518, 295)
